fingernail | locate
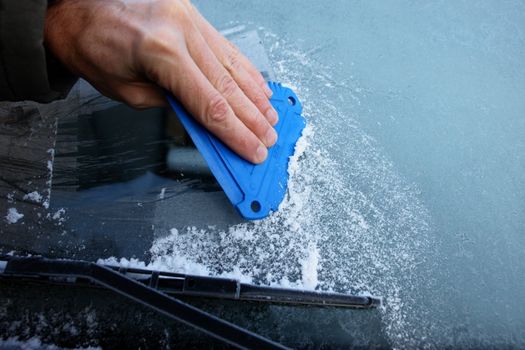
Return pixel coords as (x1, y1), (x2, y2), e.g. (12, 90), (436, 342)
(264, 127), (278, 147)
(266, 108), (279, 125)
(255, 144), (268, 163)
(264, 84), (273, 98)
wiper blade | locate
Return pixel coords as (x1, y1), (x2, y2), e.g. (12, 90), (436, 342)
(104, 265), (380, 309)
(0, 256), (289, 350)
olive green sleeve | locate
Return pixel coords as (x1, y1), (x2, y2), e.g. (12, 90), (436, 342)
(0, 0), (77, 103)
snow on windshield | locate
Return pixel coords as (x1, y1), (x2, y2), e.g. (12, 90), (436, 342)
(101, 29), (439, 348)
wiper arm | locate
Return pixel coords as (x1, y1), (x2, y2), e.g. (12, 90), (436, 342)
(0, 256), (289, 350)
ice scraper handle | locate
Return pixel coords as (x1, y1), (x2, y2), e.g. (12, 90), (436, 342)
(167, 82), (306, 220)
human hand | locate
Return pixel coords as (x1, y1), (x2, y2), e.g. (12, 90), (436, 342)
(45, 0), (278, 163)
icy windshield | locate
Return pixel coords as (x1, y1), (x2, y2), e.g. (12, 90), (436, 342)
(1, 1), (525, 348)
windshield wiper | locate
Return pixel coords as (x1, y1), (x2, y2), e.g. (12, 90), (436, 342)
(0, 256), (381, 349)
(102, 264), (380, 309)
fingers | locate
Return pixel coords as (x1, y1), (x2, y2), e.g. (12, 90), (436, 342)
(227, 40), (273, 98)
(132, 1), (279, 163)
(148, 47), (269, 164)
(184, 3), (276, 115)
(221, 44), (278, 126)
(183, 26), (278, 148)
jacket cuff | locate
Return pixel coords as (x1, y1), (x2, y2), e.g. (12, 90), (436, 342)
(0, 0), (77, 103)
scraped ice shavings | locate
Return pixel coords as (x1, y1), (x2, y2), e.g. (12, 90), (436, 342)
(52, 208), (66, 221)
(5, 208), (24, 224)
(159, 188), (166, 200)
(23, 191), (43, 203)
(301, 242), (320, 289)
(100, 255), (211, 280)
(43, 148), (55, 209)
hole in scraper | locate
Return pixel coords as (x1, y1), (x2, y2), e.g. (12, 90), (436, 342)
(251, 200), (261, 213)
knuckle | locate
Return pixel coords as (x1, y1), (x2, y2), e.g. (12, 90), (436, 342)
(225, 44), (242, 72)
(136, 27), (160, 51)
(251, 92), (268, 108)
(126, 93), (149, 110)
(132, 2), (191, 50)
(206, 94), (229, 125)
(128, 100), (148, 110)
(256, 74), (268, 87)
(254, 114), (270, 133)
(239, 137), (253, 154)
(233, 132), (253, 155)
(135, 25), (184, 59)
(227, 41), (240, 55)
(136, 31), (169, 63)
(216, 74), (238, 98)
(237, 104), (268, 136)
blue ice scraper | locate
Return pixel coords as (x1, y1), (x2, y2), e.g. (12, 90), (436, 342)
(167, 82), (306, 220)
